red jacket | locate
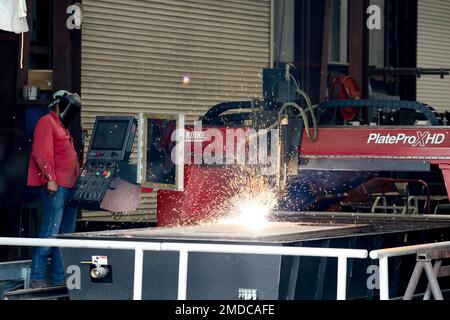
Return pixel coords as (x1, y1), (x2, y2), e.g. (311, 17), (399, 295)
(27, 112), (80, 188)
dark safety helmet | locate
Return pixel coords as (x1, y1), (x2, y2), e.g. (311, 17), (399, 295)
(48, 90), (82, 128)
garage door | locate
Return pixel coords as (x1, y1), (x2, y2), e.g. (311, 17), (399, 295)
(417, 0), (450, 112)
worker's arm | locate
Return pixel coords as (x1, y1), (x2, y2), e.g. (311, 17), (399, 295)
(31, 118), (58, 195)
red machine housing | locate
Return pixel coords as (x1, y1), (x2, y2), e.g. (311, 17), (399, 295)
(157, 126), (255, 226)
(156, 125), (450, 226)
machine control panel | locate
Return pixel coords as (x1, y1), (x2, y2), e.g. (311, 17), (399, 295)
(70, 161), (119, 209)
(69, 116), (138, 211)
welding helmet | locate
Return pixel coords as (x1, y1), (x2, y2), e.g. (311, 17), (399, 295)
(48, 90), (82, 128)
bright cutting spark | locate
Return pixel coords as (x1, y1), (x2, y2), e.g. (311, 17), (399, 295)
(217, 167), (278, 229)
(220, 192), (276, 229)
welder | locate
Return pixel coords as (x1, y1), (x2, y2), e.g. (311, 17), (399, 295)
(26, 90), (81, 288)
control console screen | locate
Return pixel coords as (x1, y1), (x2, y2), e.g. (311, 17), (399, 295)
(91, 120), (129, 151)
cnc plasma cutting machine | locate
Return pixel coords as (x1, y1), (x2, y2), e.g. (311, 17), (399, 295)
(60, 68), (450, 300)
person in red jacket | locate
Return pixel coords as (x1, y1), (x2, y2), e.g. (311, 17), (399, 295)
(27, 90), (80, 288)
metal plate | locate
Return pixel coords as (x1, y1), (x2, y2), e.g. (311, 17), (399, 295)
(63, 222), (372, 243)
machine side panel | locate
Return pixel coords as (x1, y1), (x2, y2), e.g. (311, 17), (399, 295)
(300, 127), (450, 158)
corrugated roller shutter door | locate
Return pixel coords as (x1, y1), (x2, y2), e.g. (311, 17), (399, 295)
(417, 0), (450, 112)
(81, 0), (271, 220)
